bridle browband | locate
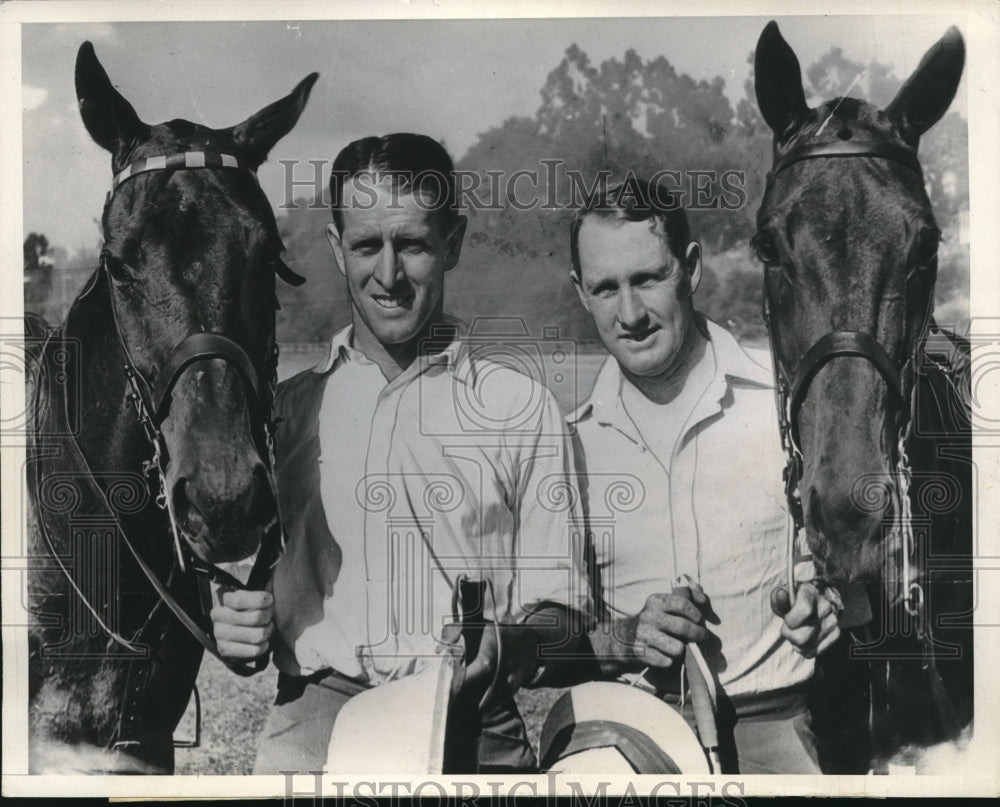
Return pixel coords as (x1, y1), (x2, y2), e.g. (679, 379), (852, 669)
(54, 151), (287, 679)
(111, 150), (252, 192)
(769, 139), (924, 182)
(761, 140), (933, 619)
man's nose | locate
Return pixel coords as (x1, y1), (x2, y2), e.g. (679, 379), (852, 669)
(373, 244), (401, 288)
(616, 289), (647, 329)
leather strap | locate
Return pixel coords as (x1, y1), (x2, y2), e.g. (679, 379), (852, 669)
(771, 140), (923, 180)
(788, 331), (904, 450)
(114, 509), (268, 677)
(151, 332), (261, 424)
(111, 151), (253, 192)
(542, 720), (682, 774)
(539, 687), (686, 774)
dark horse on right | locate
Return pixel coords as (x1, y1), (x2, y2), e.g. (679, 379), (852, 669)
(753, 23), (973, 772)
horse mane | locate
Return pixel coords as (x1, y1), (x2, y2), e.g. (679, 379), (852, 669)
(63, 264), (107, 336)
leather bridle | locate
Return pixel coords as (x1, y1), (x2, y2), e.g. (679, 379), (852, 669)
(40, 151), (288, 681)
(760, 140), (934, 619)
(769, 139), (924, 179)
(103, 247), (283, 590)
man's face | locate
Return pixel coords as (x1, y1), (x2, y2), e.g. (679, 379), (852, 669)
(573, 216), (700, 379)
(328, 177), (465, 348)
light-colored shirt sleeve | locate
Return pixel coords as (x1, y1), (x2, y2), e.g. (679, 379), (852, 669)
(504, 386), (592, 624)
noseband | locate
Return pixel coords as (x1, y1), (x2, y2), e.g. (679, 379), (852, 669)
(761, 140), (932, 617)
(785, 331), (906, 453)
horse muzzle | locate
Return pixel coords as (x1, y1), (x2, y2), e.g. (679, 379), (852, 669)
(150, 348), (279, 563)
(168, 464), (277, 564)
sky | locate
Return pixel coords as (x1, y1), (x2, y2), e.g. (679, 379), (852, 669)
(20, 14), (971, 250)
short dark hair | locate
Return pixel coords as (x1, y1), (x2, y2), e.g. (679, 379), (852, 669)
(569, 175), (691, 277)
(329, 133), (458, 232)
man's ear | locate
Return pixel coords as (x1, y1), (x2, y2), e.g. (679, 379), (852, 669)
(326, 222), (347, 277)
(443, 215), (468, 272)
(685, 241), (702, 296)
(570, 271), (592, 314)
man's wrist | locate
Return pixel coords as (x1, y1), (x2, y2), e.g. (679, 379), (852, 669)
(587, 614), (643, 678)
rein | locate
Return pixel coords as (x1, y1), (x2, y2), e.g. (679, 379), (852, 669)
(46, 151), (288, 679)
(761, 140), (933, 619)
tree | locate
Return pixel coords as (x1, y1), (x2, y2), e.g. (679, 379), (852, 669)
(450, 46), (766, 342)
(24, 232), (53, 312)
(274, 204), (351, 344)
(273, 42), (969, 345)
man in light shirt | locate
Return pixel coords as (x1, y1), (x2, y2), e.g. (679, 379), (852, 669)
(566, 177), (840, 774)
(211, 134), (589, 774)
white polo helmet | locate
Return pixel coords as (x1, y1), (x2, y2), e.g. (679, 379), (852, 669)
(538, 681), (710, 774)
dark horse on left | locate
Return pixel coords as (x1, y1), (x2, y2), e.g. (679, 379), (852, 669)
(25, 43), (316, 773)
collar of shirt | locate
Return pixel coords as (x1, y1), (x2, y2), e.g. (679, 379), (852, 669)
(310, 315), (479, 387)
(567, 315), (774, 439)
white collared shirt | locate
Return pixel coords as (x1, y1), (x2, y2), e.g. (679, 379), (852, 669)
(567, 317), (814, 697)
(273, 320), (589, 684)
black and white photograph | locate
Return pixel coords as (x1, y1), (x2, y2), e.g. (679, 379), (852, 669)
(2, 0), (998, 799)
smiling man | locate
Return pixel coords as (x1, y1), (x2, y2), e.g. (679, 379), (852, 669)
(565, 177), (841, 774)
(210, 134), (588, 774)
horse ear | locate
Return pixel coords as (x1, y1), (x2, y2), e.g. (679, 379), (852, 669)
(886, 27), (964, 147)
(230, 73), (319, 167)
(754, 21), (809, 143)
(75, 41), (149, 156)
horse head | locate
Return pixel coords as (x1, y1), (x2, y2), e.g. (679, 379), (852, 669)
(752, 23), (964, 591)
(75, 42), (317, 565)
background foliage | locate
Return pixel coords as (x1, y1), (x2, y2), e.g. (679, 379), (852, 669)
(31, 44), (969, 344)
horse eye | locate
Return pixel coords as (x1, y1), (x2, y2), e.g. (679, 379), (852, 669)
(752, 233), (779, 265)
(105, 254), (136, 285)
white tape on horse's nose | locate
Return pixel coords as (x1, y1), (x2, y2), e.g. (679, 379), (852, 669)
(216, 551), (257, 587)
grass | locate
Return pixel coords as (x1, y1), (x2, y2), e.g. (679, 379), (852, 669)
(174, 656), (277, 775)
